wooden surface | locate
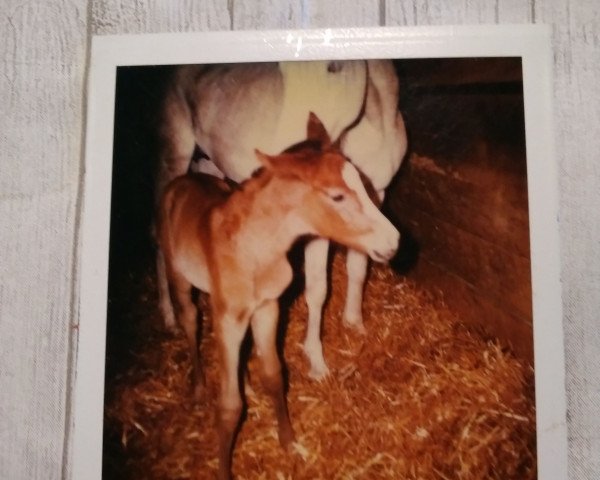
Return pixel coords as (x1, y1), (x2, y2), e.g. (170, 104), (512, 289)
(388, 68), (534, 360)
(390, 153), (534, 360)
(0, 0), (598, 478)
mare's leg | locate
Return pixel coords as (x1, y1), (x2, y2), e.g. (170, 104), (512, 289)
(156, 88), (196, 329)
(342, 189), (385, 334)
(342, 249), (368, 334)
(303, 238), (330, 379)
(251, 300), (295, 449)
(156, 88), (196, 195)
(216, 312), (249, 480)
(168, 271), (204, 398)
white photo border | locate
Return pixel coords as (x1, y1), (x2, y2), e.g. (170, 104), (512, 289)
(74, 25), (567, 479)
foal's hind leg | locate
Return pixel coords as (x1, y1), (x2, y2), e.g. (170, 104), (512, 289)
(168, 271), (204, 399)
(216, 311), (250, 480)
(251, 300), (295, 449)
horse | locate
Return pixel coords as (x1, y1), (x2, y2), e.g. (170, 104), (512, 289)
(157, 59), (407, 379)
(157, 113), (399, 480)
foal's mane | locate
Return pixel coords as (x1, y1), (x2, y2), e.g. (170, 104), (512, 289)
(244, 138), (327, 187)
(236, 133), (344, 199)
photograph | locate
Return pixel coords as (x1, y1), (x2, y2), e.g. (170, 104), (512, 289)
(102, 56), (534, 479)
(73, 27), (565, 480)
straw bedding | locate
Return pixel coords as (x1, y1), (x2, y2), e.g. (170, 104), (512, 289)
(104, 250), (536, 479)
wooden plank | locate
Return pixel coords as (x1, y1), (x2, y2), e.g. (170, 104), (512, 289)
(91, 0), (230, 34)
(0, 4), (86, 195)
(399, 57), (523, 87)
(0, 1), (88, 479)
(0, 194), (75, 478)
(233, 0), (381, 29)
(298, 0), (381, 28)
(389, 150), (533, 355)
(397, 205), (532, 320)
(231, 0), (304, 29)
(390, 152), (530, 258)
(386, 0), (533, 26)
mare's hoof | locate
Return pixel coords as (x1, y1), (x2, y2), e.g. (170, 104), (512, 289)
(342, 317), (367, 335)
(243, 371), (256, 398)
(160, 305), (177, 332)
(307, 363), (330, 381)
(302, 343), (330, 381)
(163, 320), (178, 335)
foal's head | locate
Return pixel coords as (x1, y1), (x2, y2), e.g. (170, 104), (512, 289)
(255, 113), (399, 263)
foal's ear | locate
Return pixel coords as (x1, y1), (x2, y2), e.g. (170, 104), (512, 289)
(307, 112), (331, 148)
(254, 149), (275, 170)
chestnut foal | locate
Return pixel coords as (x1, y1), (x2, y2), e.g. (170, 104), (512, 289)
(157, 113), (399, 479)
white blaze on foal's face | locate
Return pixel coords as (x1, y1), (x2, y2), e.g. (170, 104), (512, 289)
(339, 162), (400, 263)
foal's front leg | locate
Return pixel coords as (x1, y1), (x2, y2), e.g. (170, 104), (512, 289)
(168, 271), (205, 398)
(251, 300), (295, 449)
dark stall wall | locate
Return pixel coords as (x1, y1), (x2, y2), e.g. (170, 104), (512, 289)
(390, 58), (532, 361)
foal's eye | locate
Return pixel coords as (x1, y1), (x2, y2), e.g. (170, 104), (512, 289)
(330, 193), (345, 202)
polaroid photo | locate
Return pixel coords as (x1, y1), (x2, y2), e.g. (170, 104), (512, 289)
(74, 25), (567, 479)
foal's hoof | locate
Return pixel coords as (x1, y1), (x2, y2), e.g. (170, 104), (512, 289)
(192, 383), (207, 403)
(279, 425), (296, 452)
